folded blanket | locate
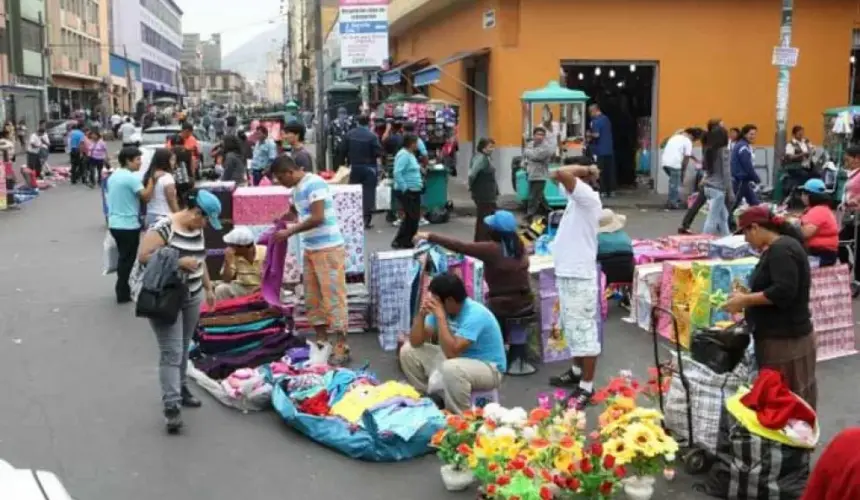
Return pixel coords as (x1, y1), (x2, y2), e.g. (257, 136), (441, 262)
(199, 308), (283, 327)
(194, 332), (303, 380)
(199, 317), (283, 335)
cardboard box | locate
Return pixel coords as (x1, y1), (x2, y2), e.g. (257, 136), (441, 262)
(708, 235), (754, 260)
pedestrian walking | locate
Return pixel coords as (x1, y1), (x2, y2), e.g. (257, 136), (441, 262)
(469, 138), (499, 241)
(700, 124), (733, 236)
(250, 125), (277, 186)
(660, 128), (702, 210)
(143, 148), (180, 228)
(391, 135), (424, 248)
(342, 114), (382, 229)
(26, 126), (47, 180)
(87, 131), (108, 188)
(68, 124), (86, 184)
(730, 124), (762, 211)
(524, 127), (553, 221)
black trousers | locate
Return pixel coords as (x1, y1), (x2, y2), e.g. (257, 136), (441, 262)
(70, 150), (82, 183)
(681, 186), (706, 230)
(597, 155), (616, 195)
(110, 228), (141, 302)
(838, 223), (860, 281)
(393, 190), (421, 247)
(349, 164), (377, 226)
(26, 152), (42, 179)
(527, 180), (547, 220)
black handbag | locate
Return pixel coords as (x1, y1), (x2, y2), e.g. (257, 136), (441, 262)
(135, 273), (187, 324)
(690, 322), (750, 374)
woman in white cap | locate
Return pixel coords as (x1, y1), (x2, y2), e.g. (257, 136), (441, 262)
(597, 208), (635, 289)
(215, 226), (267, 300)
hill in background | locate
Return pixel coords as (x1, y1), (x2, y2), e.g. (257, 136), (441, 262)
(221, 24), (288, 79)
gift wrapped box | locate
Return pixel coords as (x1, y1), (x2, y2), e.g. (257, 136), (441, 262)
(689, 260), (719, 329)
(657, 261), (695, 347)
(232, 186), (290, 225)
(631, 262), (664, 331)
(198, 180), (236, 220)
(810, 264), (857, 361)
(370, 250), (415, 351)
(707, 235), (754, 260)
(661, 234), (715, 255)
(709, 258), (757, 325)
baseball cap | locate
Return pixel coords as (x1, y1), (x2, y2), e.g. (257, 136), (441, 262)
(736, 204), (778, 232)
(192, 189), (222, 230)
(800, 178), (826, 194)
(483, 210), (518, 233)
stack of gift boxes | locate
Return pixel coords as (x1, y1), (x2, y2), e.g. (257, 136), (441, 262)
(229, 184), (370, 334)
(629, 232), (856, 361)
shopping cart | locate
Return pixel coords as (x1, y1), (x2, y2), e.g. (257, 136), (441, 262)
(837, 205), (860, 298)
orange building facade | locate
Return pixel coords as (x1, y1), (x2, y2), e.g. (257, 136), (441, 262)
(385, 0), (859, 194)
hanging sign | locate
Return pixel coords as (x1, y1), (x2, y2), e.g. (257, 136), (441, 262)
(339, 0), (389, 70)
(772, 46), (799, 68)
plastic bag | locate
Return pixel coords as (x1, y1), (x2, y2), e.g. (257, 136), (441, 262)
(307, 340), (332, 365)
(102, 231), (118, 275)
(376, 180), (391, 211)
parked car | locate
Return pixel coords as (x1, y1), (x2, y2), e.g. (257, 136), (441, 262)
(139, 125), (215, 169)
(46, 120), (76, 152)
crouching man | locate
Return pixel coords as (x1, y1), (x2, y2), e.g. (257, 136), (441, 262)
(399, 274), (506, 414)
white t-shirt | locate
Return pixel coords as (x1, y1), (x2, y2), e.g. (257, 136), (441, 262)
(147, 173), (176, 216)
(551, 180), (602, 279)
(661, 134), (693, 170)
(119, 123), (136, 143)
(110, 114), (122, 126)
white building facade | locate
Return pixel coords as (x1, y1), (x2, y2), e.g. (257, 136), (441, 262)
(138, 0), (183, 97)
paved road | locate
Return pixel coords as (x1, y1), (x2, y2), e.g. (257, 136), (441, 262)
(1, 149), (859, 499)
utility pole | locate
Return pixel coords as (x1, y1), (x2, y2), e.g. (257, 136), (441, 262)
(313, 0), (325, 171)
(38, 12), (49, 119)
(123, 45), (134, 112)
(772, 0), (794, 184)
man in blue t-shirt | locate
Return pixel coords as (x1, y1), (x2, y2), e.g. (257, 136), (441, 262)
(588, 104), (616, 197)
(68, 123), (87, 184)
(399, 274), (505, 414)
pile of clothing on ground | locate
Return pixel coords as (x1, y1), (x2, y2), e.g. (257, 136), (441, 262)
(272, 364), (445, 461)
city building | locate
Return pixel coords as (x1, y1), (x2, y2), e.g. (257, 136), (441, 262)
(264, 49), (284, 104)
(139, 0), (183, 99)
(201, 32), (220, 71)
(382, 0), (858, 195)
(45, 0), (107, 118)
(184, 69), (246, 107)
(1, 0), (50, 126)
(181, 32), (201, 71)
(108, 0), (142, 114)
(287, 1), (337, 107)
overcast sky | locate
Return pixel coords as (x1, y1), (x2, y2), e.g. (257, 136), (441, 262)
(175, 0), (282, 55)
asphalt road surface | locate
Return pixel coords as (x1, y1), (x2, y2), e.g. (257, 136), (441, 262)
(1, 149), (859, 499)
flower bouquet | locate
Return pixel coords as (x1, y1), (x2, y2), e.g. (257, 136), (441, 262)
(431, 411), (483, 490)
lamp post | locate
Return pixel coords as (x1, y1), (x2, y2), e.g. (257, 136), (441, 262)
(772, 0), (794, 184)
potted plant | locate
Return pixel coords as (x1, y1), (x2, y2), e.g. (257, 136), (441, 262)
(431, 411), (482, 490)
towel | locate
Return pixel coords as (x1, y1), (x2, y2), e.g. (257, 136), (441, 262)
(740, 368), (816, 429)
(260, 221), (287, 307)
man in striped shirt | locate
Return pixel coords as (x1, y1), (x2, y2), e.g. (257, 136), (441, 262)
(272, 156), (350, 365)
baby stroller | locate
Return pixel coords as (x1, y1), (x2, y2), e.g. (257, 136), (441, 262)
(650, 307), (752, 475)
(837, 205), (860, 298)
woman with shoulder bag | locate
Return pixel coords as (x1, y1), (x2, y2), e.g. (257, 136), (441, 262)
(135, 188), (221, 434)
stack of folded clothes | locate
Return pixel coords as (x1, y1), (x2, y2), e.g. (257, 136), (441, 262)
(291, 282), (371, 335)
(192, 292), (304, 380)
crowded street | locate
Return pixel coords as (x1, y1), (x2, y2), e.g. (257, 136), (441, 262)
(1, 143), (859, 499)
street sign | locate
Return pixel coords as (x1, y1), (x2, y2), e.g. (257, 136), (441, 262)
(339, 0), (389, 70)
(772, 46), (799, 67)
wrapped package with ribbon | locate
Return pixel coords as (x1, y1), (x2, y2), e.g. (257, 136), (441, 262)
(689, 260), (719, 329)
(661, 234), (716, 256)
(657, 261), (695, 347)
(631, 262), (665, 331)
(708, 234), (755, 260)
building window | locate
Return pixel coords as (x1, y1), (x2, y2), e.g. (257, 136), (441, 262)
(140, 23), (181, 60)
(139, 0), (181, 35)
(20, 20), (42, 53)
(142, 59), (174, 85)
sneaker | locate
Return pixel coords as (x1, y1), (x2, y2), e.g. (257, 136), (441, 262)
(164, 405), (183, 434)
(677, 227), (693, 235)
(181, 386), (202, 408)
(549, 368), (582, 388)
(419, 217), (430, 226)
(567, 388), (595, 410)
(329, 340), (351, 366)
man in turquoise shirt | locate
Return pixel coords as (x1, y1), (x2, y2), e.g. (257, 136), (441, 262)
(392, 135), (424, 248)
(399, 274), (505, 413)
(106, 146), (155, 303)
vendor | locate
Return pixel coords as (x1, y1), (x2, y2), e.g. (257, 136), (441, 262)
(797, 179), (838, 266)
(214, 226), (267, 300)
(723, 204), (816, 409)
(597, 208), (634, 285)
(414, 209), (532, 351)
(838, 146), (860, 282)
(399, 274), (506, 414)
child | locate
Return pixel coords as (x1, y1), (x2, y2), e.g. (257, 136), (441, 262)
(87, 131), (108, 188)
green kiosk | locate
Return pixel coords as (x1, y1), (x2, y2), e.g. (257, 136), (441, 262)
(514, 81), (589, 208)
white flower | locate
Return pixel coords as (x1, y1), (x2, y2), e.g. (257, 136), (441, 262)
(494, 426), (518, 438)
(619, 369), (634, 380)
(501, 407), (527, 426)
(483, 403), (504, 420)
(665, 454), (676, 462)
(521, 426), (539, 440)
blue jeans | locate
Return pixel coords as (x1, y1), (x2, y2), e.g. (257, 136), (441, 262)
(663, 166), (682, 206)
(702, 187), (730, 236)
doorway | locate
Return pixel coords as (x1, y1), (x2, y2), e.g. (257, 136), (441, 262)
(562, 61), (658, 188)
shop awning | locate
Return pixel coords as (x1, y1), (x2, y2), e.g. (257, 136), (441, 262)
(412, 48), (490, 87)
(378, 60), (429, 86)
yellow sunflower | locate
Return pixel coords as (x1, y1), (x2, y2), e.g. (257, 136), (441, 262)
(604, 437), (636, 465)
(623, 423), (659, 457)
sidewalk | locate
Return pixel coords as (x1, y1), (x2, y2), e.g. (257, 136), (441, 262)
(446, 177), (668, 217)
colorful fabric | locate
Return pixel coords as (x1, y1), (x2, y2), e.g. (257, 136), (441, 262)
(294, 173), (344, 251)
(556, 276), (600, 357)
(304, 246), (348, 332)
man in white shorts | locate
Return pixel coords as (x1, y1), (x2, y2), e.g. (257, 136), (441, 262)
(547, 156), (603, 409)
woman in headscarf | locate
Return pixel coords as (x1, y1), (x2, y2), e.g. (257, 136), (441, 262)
(414, 210), (533, 374)
(722, 204), (816, 408)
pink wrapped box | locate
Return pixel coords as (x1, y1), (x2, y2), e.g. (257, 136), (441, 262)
(660, 234), (715, 255)
(232, 186), (290, 225)
(810, 264), (857, 361)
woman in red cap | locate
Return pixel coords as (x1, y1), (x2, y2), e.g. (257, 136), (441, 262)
(722, 204), (817, 408)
